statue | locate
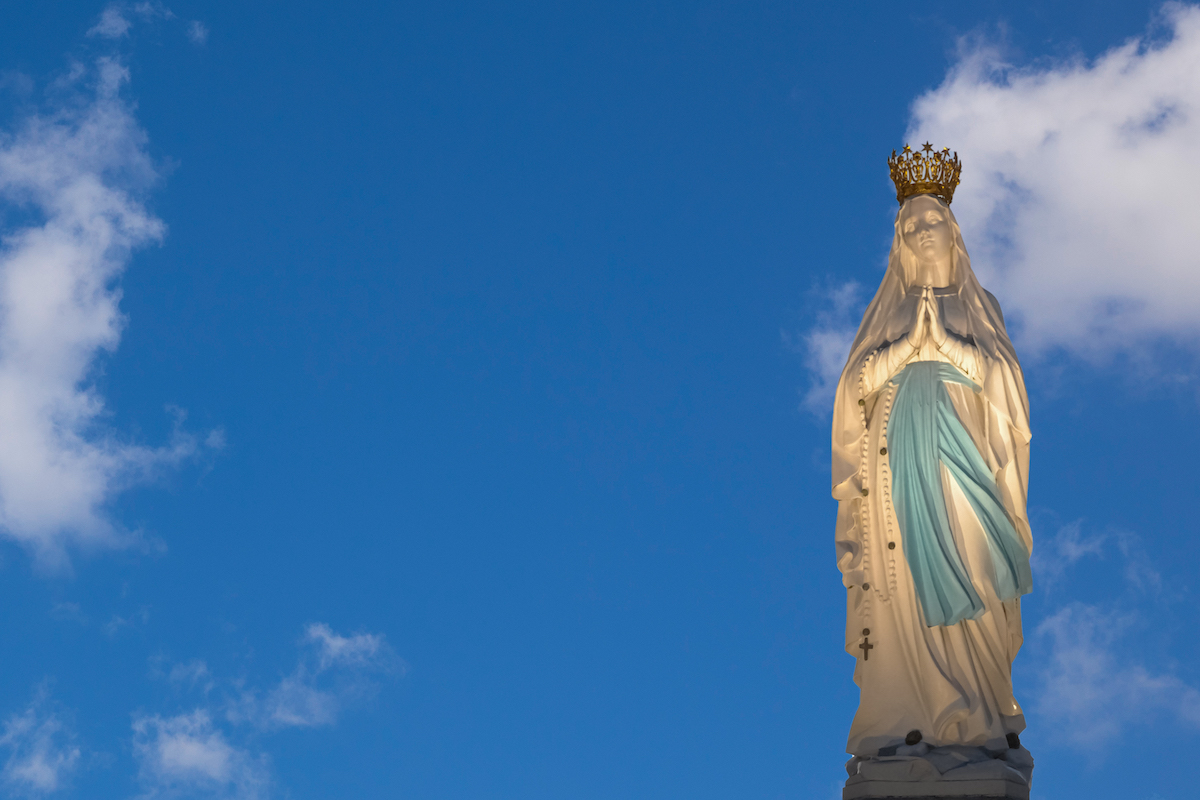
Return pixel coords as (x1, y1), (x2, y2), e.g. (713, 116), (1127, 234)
(833, 145), (1035, 799)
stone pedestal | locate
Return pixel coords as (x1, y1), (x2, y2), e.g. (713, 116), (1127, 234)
(842, 745), (1032, 800)
(843, 778), (1028, 799)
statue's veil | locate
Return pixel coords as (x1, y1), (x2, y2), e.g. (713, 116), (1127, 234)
(830, 196), (1032, 551)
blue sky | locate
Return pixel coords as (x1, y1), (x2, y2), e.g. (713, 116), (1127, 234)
(0, 1), (1194, 798)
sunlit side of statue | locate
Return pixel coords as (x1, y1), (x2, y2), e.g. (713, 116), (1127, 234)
(833, 145), (1035, 799)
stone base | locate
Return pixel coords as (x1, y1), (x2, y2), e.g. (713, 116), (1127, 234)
(842, 778), (1029, 799)
(842, 744), (1032, 800)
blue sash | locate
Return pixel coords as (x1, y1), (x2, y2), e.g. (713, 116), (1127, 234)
(888, 361), (1032, 627)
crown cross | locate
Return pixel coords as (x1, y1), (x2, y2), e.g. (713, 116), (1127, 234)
(888, 143), (962, 205)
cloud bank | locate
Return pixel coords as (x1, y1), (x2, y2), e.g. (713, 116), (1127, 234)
(0, 54), (211, 566)
(907, 3), (1200, 357)
(799, 3), (1200, 409)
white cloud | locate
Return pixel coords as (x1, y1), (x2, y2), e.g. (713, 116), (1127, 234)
(103, 606), (151, 637)
(87, 6), (133, 39)
(304, 623), (386, 671)
(786, 282), (863, 415)
(47, 602), (86, 624)
(252, 624), (401, 729)
(186, 21), (209, 46)
(88, 2), (176, 40)
(1115, 532), (1166, 595)
(1029, 523), (1193, 750)
(1036, 603), (1200, 748)
(138, 625), (400, 794)
(167, 660), (213, 692)
(132, 710), (269, 800)
(1030, 520), (1106, 588)
(907, 3), (1200, 358)
(0, 693), (80, 795)
(260, 674), (339, 730)
(0, 55), (214, 567)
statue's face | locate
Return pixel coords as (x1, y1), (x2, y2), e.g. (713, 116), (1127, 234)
(900, 195), (953, 287)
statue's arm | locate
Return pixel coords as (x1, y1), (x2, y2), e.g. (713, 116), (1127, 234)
(935, 332), (983, 384)
(858, 337), (917, 395)
(927, 294), (984, 382)
(834, 501), (864, 588)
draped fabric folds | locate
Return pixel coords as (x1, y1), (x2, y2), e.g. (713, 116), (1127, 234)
(888, 362), (1031, 627)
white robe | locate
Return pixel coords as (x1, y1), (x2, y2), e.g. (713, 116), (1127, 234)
(831, 206), (1033, 757)
(842, 316), (1025, 755)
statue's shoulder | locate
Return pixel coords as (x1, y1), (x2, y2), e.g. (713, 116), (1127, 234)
(983, 289), (1005, 327)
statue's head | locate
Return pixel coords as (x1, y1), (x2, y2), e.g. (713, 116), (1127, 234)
(897, 194), (955, 289)
(888, 144), (963, 289)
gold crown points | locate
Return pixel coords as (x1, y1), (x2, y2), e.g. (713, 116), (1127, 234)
(888, 142), (962, 205)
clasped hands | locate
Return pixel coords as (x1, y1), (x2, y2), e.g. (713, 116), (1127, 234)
(905, 286), (949, 350)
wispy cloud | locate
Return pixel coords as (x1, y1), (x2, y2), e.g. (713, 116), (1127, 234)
(186, 21), (209, 46)
(87, 2), (176, 39)
(0, 50), (217, 567)
(138, 624), (401, 796)
(167, 660), (213, 693)
(1037, 603), (1200, 749)
(47, 603), (86, 624)
(786, 281), (863, 416)
(0, 690), (80, 796)
(1030, 519), (1106, 589)
(87, 6), (134, 39)
(1026, 520), (1195, 751)
(132, 710), (269, 800)
(305, 624), (390, 672)
(103, 607), (151, 637)
(236, 623), (402, 730)
(907, 3), (1200, 359)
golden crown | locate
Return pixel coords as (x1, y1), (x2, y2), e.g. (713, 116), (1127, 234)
(888, 143), (962, 205)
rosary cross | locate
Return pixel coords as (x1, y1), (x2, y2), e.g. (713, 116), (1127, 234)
(859, 629), (874, 661)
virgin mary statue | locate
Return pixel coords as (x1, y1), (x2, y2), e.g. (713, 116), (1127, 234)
(832, 145), (1034, 789)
